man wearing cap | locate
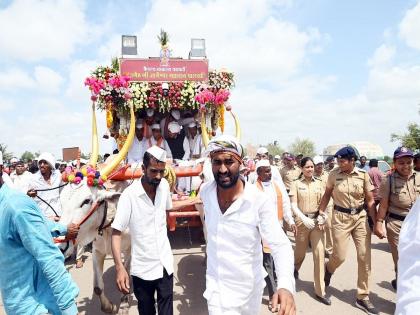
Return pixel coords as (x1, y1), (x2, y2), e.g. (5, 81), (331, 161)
(254, 159), (295, 310)
(274, 155), (282, 168)
(127, 119), (148, 165)
(200, 135), (296, 315)
(27, 152), (64, 220)
(0, 170), (80, 315)
(374, 146), (419, 290)
(112, 146), (174, 315)
(280, 154), (301, 192)
(184, 121), (203, 159)
(317, 146), (378, 314)
(0, 151), (14, 188)
(149, 124), (173, 159)
(250, 147), (295, 229)
(165, 121), (189, 160)
(325, 156), (335, 172)
(10, 160), (33, 194)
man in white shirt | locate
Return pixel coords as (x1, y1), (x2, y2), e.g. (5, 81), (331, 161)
(27, 152), (63, 220)
(183, 122), (203, 160)
(249, 147), (295, 230)
(10, 160), (33, 193)
(127, 119), (148, 165)
(111, 146), (174, 315)
(0, 152), (14, 188)
(149, 124), (173, 159)
(200, 136), (296, 315)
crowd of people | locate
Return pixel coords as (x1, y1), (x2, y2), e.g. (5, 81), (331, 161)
(0, 132), (419, 315)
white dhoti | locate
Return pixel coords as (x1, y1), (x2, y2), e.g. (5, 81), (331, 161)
(207, 287), (264, 315)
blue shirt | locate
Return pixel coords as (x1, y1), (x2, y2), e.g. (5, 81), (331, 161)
(0, 185), (79, 315)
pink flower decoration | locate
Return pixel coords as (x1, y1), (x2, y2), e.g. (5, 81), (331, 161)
(215, 89), (230, 105)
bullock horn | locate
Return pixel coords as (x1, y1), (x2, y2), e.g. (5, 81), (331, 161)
(200, 111), (210, 148)
(100, 104), (135, 178)
(230, 110), (241, 141)
(89, 102), (99, 167)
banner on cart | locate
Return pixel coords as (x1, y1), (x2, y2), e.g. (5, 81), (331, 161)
(120, 58), (209, 82)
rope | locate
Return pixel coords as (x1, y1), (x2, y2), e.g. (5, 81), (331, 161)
(35, 182), (68, 192)
(35, 195), (60, 217)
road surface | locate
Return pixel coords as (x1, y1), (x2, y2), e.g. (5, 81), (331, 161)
(0, 228), (396, 314)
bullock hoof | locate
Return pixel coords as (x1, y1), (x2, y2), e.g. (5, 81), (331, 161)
(101, 302), (117, 314)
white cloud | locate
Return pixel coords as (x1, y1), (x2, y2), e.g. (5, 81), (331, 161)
(98, 0), (327, 84)
(367, 44), (395, 67)
(34, 66), (64, 94)
(0, 0), (91, 61)
(65, 60), (100, 103)
(0, 99), (16, 112)
(0, 68), (36, 90)
(399, 1), (420, 51)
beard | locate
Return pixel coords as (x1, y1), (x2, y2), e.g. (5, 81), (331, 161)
(144, 174), (161, 187)
(214, 171), (240, 189)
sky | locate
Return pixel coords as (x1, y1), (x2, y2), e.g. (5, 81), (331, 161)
(0, 0), (419, 159)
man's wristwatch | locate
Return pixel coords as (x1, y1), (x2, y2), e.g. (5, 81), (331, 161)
(376, 218), (384, 223)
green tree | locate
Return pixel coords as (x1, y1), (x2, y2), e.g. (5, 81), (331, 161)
(0, 143), (13, 162)
(391, 122), (420, 151)
(288, 138), (316, 157)
(266, 142), (284, 157)
(21, 151), (35, 162)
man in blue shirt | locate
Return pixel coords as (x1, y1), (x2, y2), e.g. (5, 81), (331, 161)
(0, 170), (80, 315)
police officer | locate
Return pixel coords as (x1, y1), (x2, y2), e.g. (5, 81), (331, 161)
(313, 156), (334, 257)
(317, 146), (378, 314)
(374, 146), (420, 290)
(289, 157), (330, 305)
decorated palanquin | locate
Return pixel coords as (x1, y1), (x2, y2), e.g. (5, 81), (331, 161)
(81, 31), (241, 231)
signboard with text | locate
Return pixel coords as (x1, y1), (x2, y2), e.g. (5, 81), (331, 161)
(120, 58), (209, 82)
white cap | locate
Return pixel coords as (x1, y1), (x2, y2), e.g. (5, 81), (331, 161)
(256, 147), (268, 155)
(146, 145), (167, 162)
(188, 121), (197, 128)
(256, 159), (270, 170)
(136, 119), (144, 128)
(38, 152), (56, 169)
(151, 123), (160, 130)
(313, 155), (324, 165)
(168, 121), (181, 133)
(146, 108), (154, 117)
(274, 155), (280, 159)
(170, 109), (180, 120)
(0, 151), (3, 165)
(10, 157), (18, 164)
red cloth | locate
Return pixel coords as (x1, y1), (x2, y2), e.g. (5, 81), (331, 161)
(368, 167), (384, 201)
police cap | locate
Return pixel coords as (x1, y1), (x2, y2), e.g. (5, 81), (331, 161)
(334, 146), (358, 160)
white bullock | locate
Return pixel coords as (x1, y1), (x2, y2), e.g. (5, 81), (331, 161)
(59, 180), (131, 314)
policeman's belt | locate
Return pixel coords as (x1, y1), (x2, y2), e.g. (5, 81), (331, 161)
(304, 212), (319, 219)
(334, 205), (364, 215)
(388, 212), (406, 221)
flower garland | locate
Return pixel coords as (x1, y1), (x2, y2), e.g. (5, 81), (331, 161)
(62, 166), (107, 187)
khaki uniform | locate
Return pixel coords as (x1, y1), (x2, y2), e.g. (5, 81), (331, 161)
(316, 171), (334, 255)
(326, 167), (374, 300)
(280, 166), (301, 191)
(290, 177), (325, 297)
(379, 171), (420, 272)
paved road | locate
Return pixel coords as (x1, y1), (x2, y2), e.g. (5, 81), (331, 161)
(1, 228), (396, 315)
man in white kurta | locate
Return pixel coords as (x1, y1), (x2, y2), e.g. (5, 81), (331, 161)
(10, 160), (33, 193)
(200, 136), (296, 315)
(27, 152), (63, 219)
(111, 146), (174, 315)
(127, 119), (148, 165)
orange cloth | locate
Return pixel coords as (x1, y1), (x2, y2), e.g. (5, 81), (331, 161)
(256, 180), (283, 221)
(256, 179), (284, 253)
